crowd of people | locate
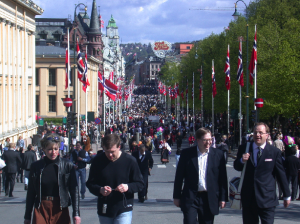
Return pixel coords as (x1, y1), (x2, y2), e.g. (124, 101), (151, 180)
(1, 85), (300, 224)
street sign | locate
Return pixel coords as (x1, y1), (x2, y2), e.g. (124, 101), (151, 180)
(63, 97), (73, 107)
(95, 117), (101, 124)
(255, 98), (264, 108)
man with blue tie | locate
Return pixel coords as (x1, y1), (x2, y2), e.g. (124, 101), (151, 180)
(234, 122), (291, 224)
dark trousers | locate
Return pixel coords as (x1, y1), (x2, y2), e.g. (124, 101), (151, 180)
(287, 175), (298, 200)
(2, 171), (6, 191)
(183, 192), (214, 224)
(138, 172), (148, 199)
(242, 194), (275, 224)
(5, 173), (16, 196)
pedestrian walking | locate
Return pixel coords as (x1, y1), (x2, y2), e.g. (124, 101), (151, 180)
(173, 128), (228, 224)
(234, 122), (291, 224)
(22, 144), (37, 190)
(24, 133), (80, 224)
(86, 133), (144, 224)
(70, 141), (91, 199)
(132, 144), (153, 203)
(2, 143), (22, 197)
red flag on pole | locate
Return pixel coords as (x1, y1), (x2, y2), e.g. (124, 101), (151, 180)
(76, 42), (85, 81)
(65, 48), (70, 89)
(237, 41), (244, 87)
(224, 45), (230, 90)
(248, 28), (257, 85)
(212, 63), (217, 98)
(82, 52), (90, 93)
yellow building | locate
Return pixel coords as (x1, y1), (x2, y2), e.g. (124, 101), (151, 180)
(0, 0), (43, 143)
(35, 44), (101, 118)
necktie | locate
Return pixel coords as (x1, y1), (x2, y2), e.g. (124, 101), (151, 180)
(141, 155), (145, 161)
(257, 147), (262, 164)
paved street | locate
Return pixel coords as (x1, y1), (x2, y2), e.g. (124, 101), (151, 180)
(1, 139), (300, 223)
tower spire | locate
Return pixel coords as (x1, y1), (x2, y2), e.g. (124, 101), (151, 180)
(89, 0), (101, 34)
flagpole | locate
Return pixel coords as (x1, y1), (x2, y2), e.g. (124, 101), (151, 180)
(227, 45), (230, 137)
(212, 60), (214, 135)
(103, 94), (105, 132)
(187, 79), (189, 129)
(67, 27), (70, 104)
(254, 24), (257, 111)
(193, 72), (195, 136)
(239, 40), (242, 146)
(77, 67), (80, 141)
(201, 66), (203, 128)
(85, 45), (88, 134)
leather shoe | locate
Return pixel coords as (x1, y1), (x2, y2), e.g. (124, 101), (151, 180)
(24, 185), (28, 191)
(9, 195), (14, 197)
(138, 198), (144, 203)
(81, 194), (85, 199)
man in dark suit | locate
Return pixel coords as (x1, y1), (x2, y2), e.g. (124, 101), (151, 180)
(132, 144), (153, 203)
(173, 128), (228, 224)
(234, 122), (291, 224)
(2, 143), (22, 197)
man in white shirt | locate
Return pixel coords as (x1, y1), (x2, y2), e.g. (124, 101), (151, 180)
(173, 128), (228, 224)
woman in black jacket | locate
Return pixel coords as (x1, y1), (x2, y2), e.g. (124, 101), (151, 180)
(24, 134), (80, 224)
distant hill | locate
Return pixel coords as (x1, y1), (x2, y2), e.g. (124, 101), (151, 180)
(120, 43), (155, 62)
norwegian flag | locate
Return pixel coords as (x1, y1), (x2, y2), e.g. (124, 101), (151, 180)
(224, 44), (230, 90)
(168, 86), (172, 98)
(248, 27), (257, 85)
(98, 71), (105, 92)
(199, 66), (202, 100)
(133, 53), (137, 58)
(76, 42), (85, 81)
(163, 85), (167, 96)
(158, 81), (162, 91)
(237, 41), (244, 87)
(175, 83), (179, 96)
(181, 89), (184, 100)
(97, 71), (118, 101)
(212, 63), (217, 98)
(82, 52), (90, 93)
(110, 71), (114, 82)
(65, 48), (71, 89)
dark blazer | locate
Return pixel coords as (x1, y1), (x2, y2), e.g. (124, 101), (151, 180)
(2, 149), (22, 173)
(284, 155), (300, 177)
(132, 151), (154, 175)
(173, 146), (228, 215)
(234, 143), (290, 209)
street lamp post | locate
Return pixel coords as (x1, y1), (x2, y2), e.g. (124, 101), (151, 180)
(233, 0), (249, 133)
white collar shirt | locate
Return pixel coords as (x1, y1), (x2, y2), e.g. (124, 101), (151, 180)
(253, 142), (266, 167)
(139, 151), (146, 162)
(197, 146), (209, 191)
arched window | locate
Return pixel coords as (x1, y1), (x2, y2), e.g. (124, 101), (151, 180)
(93, 48), (96, 55)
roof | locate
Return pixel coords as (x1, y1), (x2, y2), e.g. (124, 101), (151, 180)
(88, 0), (101, 34)
(14, 0), (44, 15)
(36, 45), (75, 57)
(107, 15), (118, 28)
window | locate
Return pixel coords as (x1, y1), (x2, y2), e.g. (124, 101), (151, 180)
(40, 34), (47, 39)
(49, 69), (56, 86)
(49, 95), (56, 112)
(53, 34), (61, 41)
(152, 65), (154, 69)
(36, 95), (39, 112)
(186, 46), (190, 49)
(93, 48), (96, 55)
(35, 68), (39, 86)
(156, 65), (158, 69)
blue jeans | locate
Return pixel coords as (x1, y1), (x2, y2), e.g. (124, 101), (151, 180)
(75, 168), (86, 195)
(98, 211), (132, 224)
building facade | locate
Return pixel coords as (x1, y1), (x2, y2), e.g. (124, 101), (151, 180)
(0, 0), (43, 143)
(34, 0), (103, 118)
(175, 43), (194, 54)
(35, 43), (101, 118)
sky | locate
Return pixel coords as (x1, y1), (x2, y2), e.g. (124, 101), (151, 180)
(35, 0), (252, 44)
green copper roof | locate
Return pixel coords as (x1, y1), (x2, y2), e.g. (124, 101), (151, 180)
(82, 11), (89, 19)
(107, 15), (117, 28)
